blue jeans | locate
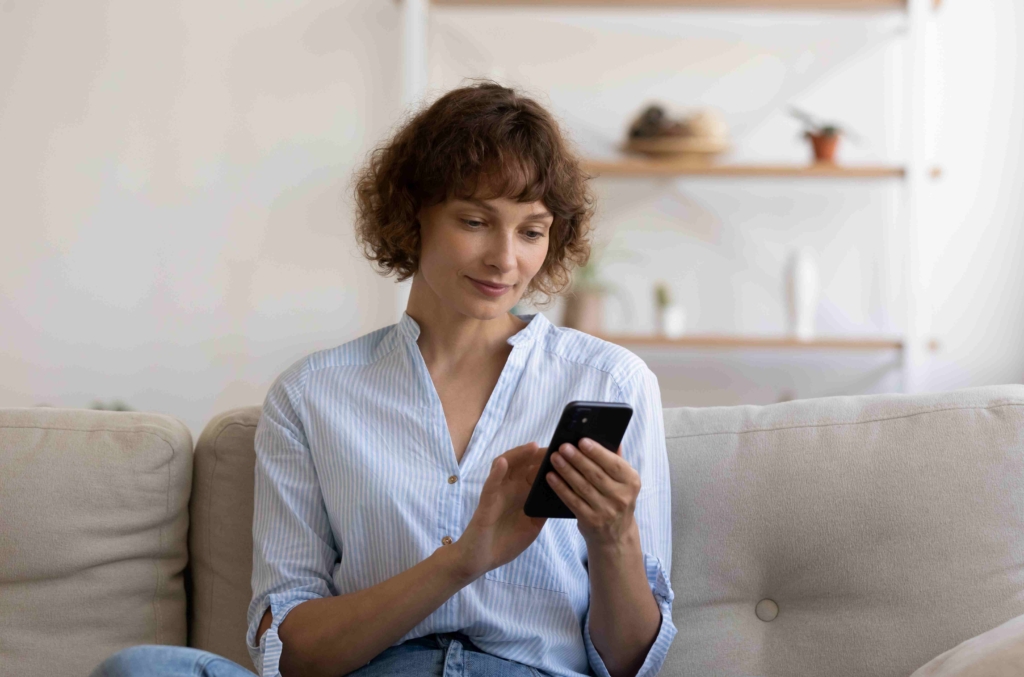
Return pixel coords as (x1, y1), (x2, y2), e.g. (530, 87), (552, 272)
(90, 632), (550, 676)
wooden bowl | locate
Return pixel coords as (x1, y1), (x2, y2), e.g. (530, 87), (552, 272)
(624, 136), (729, 159)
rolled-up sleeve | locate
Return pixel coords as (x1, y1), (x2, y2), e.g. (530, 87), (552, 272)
(583, 364), (677, 677)
(246, 359), (340, 677)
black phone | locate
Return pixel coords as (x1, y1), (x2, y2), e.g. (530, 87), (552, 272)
(523, 401), (634, 519)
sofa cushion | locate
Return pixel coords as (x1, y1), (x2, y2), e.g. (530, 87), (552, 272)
(0, 408), (192, 677)
(660, 384), (1024, 677)
(187, 406), (260, 669)
(910, 612), (1024, 676)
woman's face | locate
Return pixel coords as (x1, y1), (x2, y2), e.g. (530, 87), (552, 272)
(415, 192), (553, 320)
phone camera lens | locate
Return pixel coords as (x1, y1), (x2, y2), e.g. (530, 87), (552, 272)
(581, 417), (588, 423)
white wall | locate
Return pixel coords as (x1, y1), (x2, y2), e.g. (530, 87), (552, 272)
(1, 1), (404, 437)
(2, 0), (1022, 436)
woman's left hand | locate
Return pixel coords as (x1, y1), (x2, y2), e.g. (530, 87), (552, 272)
(546, 438), (642, 548)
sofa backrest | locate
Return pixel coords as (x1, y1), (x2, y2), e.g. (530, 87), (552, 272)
(0, 408), (193, 677)
(186, 406), (260, 668)
(190, 385), (1024, 677)
(6, 384), (1024, 676)
(660, 384), (1024, 677)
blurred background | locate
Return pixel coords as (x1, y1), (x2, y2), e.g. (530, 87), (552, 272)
(2, 0), (1022, 439)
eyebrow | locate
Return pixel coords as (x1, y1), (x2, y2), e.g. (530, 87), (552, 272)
(459, 198), (553, 224)
(522, 211), (554, 224)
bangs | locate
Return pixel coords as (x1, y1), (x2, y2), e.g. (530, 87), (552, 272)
(452, 154), (549, 205)
(414, 103), (558, 209)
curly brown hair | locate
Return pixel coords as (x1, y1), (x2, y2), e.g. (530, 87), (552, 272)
(353, 81), (595, 303)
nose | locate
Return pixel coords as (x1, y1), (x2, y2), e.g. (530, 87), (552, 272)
(484, 229), (517, 274)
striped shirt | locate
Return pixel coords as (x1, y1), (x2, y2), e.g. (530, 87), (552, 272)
(245, 311), (676, 677)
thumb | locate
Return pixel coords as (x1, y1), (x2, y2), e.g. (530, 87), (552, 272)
(482, 456), (508, 496)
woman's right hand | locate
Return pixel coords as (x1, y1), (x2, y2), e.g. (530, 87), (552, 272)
(452, 442), (548, 581)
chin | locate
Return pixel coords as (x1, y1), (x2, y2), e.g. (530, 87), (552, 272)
(466, 303), (514, 321)
(457, 294), (518, 321)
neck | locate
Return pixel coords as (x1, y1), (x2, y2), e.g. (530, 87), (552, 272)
(405, 273), (527, 365)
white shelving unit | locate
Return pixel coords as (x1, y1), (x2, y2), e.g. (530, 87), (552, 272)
(397, 0), (938, 394)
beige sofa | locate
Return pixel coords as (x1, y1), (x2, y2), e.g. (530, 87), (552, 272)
(2, 385), (1023, 677)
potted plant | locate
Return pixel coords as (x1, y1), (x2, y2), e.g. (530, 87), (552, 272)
(561, 260), (610, 335)
(560, 245), (641, 335)
(790, 107), (852, 164)
(653, 282), (687, 338)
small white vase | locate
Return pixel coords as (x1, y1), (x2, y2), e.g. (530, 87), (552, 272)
(784, 247), (820, 341)
(656, 305), (687, 338)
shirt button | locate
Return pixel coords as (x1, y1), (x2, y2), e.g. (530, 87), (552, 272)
(448, 475), (458, 484)
(441, 536), (453, 546)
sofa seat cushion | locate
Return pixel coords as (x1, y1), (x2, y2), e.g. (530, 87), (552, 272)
(0, 408), (192, 677)
(660, 385), (1024, 677)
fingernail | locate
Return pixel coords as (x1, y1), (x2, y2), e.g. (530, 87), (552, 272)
(579, 438), (592, 450)
(551, 453), (563, 466)
(560, 444), (575, 458)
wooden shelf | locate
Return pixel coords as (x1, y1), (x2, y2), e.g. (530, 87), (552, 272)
(598, 334), (905, 351)
(433, 0), (907, 9)
(430, 0), (955, 11)
(584, 158), (905, 178)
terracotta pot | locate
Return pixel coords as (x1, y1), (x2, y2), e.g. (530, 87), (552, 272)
(561, 290), (605, 335)
(806, 132), (840, 163)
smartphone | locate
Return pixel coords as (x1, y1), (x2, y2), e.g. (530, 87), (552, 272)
(523, 401), (634, 519)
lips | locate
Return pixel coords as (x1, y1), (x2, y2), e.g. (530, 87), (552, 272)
(467, 276), (512, 297)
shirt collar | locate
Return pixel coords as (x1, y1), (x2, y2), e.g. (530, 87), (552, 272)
(396, 311), (549, 347)
(506, 312), (548, 346)
(397, 311), (422, 342)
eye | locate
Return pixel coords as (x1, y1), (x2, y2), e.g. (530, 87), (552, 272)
(462, 219), (485, 228)
(523, 230), (545, 241)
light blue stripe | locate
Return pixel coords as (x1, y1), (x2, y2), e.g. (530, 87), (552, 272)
(245, 311), (677, 677)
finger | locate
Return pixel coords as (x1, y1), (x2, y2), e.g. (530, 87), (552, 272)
(578, 438), (632, 483)
(549, 450), (603, 511)
(502, 442), (540, 468)
(483, 456), (508, 493)
(504, 443), (541, 481)
(546, 471), (595, 521)
(557, 443), (618, 498)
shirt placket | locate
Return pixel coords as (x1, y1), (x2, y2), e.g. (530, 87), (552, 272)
(445, 342), (531, 549)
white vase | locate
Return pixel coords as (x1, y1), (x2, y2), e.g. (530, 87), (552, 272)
(784, 247), (819, 341)
(656, 305), (687, 338)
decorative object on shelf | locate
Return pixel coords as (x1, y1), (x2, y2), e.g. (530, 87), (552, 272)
(784, 246), (820, 341)
(561, 256), (609, 334)
(653, 282), (687, 339)
(561, 289), (605, 335)
(790, 107), (859, 164)
(624, 104), (729, 162)
(561, 244), (642, 335)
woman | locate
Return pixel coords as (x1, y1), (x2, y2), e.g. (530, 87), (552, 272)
(91, 82), (675, 677)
